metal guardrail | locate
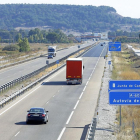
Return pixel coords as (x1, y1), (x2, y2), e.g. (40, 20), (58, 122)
(0, 47), (68, 70)
(0, 43), (96, 108)
(86, 118), (97, 140)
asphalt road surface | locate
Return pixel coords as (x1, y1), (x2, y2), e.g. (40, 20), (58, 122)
(0, 42), (108, 140)
(0, 41), (94, 86)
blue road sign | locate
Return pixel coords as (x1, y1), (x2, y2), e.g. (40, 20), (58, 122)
(56, 60), (59, 64)
(109, 80), (140, 90)
(108, 61), (111, 65)
(109, 42), (121, 51)
(109, 91), (140, 105)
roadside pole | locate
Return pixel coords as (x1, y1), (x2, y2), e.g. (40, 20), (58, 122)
(120, 105), (121, 129)
(46, 60), (49, 72)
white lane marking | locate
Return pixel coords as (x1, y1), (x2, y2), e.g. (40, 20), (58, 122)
(79, 92), (84, 99)
(83, 86), (86, 92)
(53, 95), (55, 97)
(0, 67), (65, 116)
(15, 131), (20, 137)
(57, 127), (66, 140)
(74, 100), (79, 110)
(66, 111), (74, 124)
(86, 81), (89, 86)
(46, 101), (49, 104)
(58, 90), (59, 92)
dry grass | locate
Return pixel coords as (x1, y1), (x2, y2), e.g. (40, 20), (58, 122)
(112, 44), (140, 139)
(0, 42), (81, 66)
(0, 45), (90, 101)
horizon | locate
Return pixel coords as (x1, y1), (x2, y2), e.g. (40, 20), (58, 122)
(0, 0), (140, 19)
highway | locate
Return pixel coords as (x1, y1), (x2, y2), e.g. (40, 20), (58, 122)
(0, 41), (94, 86)
(0, 42), (108, 140)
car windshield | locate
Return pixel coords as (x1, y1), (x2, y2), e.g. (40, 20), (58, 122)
(48, 49), (55, 52)
(30, 108), (44, 113)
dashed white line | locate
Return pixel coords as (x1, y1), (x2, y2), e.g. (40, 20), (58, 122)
(79, 92), (84, 99)
(74, 100), (79, 110)
(66, 111), (74, 124)
(58, 90), (60, 92)
(53, 95), (55, 97)
(57, 127), (66, 140)
(15, 131), (20, 137)
(0, 67), (65, 116)
(86, 81), (89, 86)
(46, 101), (49, 104)
(83, 86), (86, 92)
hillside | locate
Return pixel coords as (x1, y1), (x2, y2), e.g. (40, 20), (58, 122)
(0, 4), (140, 32)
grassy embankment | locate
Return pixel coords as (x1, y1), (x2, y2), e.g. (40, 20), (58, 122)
(0, 42), (88, 101)
(0, 43), (81, 66)
(112, 44), (140, 140)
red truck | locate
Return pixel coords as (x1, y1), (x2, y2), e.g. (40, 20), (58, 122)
(66, 58), (84, 84)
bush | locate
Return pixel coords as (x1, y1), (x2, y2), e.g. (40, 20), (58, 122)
(2, 44), (19, 51)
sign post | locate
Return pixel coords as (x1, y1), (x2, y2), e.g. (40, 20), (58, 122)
(46, 60), (49, 71)
(109, 80), (140, 129)
(56, 60), (59, 68)
(108, 61), (111, 69)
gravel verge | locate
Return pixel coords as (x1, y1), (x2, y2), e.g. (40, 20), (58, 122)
(94, 51), (118, 140)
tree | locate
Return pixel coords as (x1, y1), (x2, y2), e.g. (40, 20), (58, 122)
(15, 33), (22, 42)
(18, 38), (30, 52)
(46, 32), (59, 44)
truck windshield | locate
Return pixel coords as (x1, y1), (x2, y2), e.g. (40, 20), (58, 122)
(48, 49), (55, 52)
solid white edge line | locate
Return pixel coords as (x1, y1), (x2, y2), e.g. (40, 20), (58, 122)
(0, 67), (65, 116)
(74, 100), (79, 110)
(57, 127), (66, 140)
(15, 131), (20, 137)
(79, 92), (84, 99)
(66, 111), (74, 124)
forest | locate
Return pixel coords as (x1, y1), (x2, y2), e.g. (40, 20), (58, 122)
(0, 4), (140, 32)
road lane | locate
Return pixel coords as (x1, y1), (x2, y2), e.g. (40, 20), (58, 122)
(0, 43), (107, 140)
(0, 41), (94, 86)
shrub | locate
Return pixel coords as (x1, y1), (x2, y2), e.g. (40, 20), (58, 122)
(2, 44), (19, 51)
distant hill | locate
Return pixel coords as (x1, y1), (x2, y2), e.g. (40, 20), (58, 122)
(0, 4), (140, 32)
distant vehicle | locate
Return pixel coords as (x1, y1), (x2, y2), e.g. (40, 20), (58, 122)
(66, 58), (84, 85)
(26, 107), (49, 124)
(48, 46), (57, 57)
(101, 44), (103, 46)
(48, 54), (53, 59)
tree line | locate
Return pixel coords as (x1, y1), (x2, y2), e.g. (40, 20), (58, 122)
(0, 28), (72, 43)
(108, 30), (140, 43)
(1, 28), (73, 52)
(0, 4), (140, 32)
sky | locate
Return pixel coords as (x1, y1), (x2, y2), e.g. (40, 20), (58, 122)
(0, 0), (140, 19)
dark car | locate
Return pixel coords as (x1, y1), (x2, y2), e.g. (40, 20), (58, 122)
(26, 107), (49, 124)
(101, 44), (103, 46)
(48, 54), (53, 59)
